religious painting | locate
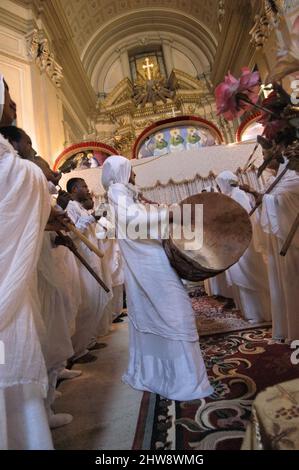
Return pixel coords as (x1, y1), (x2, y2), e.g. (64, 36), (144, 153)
(135, 118), (221, 159)
(53, 142), (118, 173)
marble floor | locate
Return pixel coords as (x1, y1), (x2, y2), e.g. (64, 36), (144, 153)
(52, 319), (143, 450)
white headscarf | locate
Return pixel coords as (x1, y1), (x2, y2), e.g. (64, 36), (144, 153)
(0, 74), (5, 122)
(102, 155), (131, 190)
(216, 170), (238, 196)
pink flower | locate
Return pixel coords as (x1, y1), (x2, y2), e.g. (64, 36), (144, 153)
(215, 68), (260, 120)
(215, 72), (241, 120)
(239, 67), (260, 104)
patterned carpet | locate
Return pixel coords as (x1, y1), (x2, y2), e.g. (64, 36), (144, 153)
(133, 328), (299, 450)
(191, 289), (271, 336)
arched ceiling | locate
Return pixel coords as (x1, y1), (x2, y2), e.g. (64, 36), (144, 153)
(84, 10), (218, 90)
(60, 0), (219, 58)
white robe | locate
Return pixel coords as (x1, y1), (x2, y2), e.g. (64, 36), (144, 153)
(66, 200), (109, 354)
(0, 134), (53, 449)
(204, 272), (234, 298)
(96, 216), (124, 333)
(38, 233), (75, 370)
(102, 155), (213, 401)
(37, 232), (76, 410)
(257, 165), (299, 341)
(216, 172), (271, 322)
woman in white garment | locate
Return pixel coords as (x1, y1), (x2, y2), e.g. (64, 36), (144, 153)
(216, 171), (271, 323)
(101, 155), (213, 401)
(0, 75), (53, 449)
(256, 159), (299, 342)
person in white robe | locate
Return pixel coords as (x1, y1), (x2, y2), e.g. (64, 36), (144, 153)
(34, 158), (81, 349)
(101, 155), (213, 401)
(33, 158), (82, 428)
(96, 208), (124, 334)
(0, 75), (53, 449)
(216, 171), (271, 323)
(256, 159), (299, 341)
(66, 179), (110, 360)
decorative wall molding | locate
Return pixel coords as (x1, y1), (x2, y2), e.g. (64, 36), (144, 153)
(250, 0), (299, 82)
(0, 26), (26, 59)
(25, 28), (63, 87)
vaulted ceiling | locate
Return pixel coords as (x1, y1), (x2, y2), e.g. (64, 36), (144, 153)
(60, 0), (220, 57)
(9, 0), (257, 129)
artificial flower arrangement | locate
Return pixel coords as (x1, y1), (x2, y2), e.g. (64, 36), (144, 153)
(215, 67), (299, 174)
(215, 67), (299, 255)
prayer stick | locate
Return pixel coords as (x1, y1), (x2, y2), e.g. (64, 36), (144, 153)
(280, 213), (299, 257)
(65, 222), (104, 259)
(249, 167), (288, 216)
(56, 231), (109, 293)
(243, 143), (259, 171)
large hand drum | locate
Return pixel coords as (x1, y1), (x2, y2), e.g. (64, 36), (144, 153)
(163, 192), (252, 281)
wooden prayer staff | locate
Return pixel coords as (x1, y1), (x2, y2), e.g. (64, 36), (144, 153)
(280, 213), (299, 257)
(56, 231), (110, 293)
(65, 222), (104, 259)
(243, 143), (259, 171)
(249, 167), (288, 216)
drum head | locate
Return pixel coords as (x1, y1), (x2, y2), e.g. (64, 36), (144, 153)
(170, 193), (252, 272)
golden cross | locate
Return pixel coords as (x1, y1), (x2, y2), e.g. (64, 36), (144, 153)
(171, 106), (181, 117)
(142, 57), (154, 80)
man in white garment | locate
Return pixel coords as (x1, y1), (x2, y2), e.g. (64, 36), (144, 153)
(101, 155), (213, 401)
(66, 178), (109, 362)
(95, 205), (125, 333)
(0, 75), (54, 449)
(33, 157), (83, 429)
(256, 157), (299, 342)
(81, 195), (113, 337)
(216, 171), (271, 323)
(0, 125), (36, 160)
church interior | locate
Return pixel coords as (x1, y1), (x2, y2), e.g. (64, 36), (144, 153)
(1, 0), (299, 452)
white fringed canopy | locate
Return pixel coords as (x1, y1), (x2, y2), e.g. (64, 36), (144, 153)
(60, 142), (266, 205)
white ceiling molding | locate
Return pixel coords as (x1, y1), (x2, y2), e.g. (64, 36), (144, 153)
(91, 30), (211, 93)
(82, 9), (217, 78)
